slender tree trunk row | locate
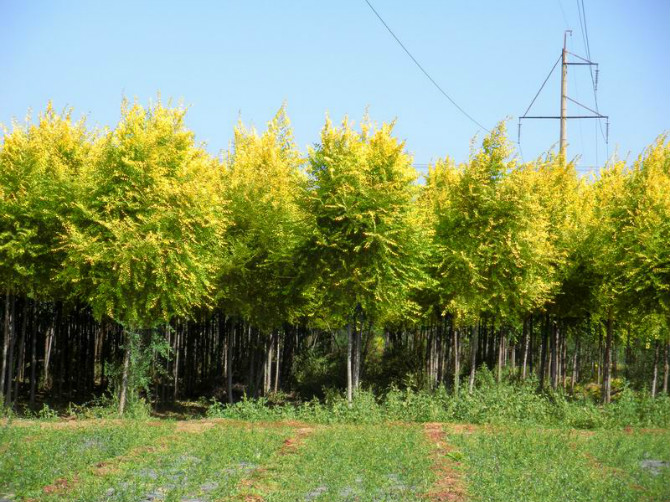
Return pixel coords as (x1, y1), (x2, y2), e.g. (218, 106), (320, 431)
(1, 296), (667, 409)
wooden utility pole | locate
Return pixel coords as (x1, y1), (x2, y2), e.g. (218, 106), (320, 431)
(518, 30), (609, 159)
(560, 30), (571, 159)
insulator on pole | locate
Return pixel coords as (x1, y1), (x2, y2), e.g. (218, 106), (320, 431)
(595, 68), (599, 91)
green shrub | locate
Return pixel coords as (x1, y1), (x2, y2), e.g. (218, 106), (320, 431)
(206, 372), (670, 429)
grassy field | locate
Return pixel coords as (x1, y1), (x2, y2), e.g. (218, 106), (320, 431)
(1, 419), (668, 502)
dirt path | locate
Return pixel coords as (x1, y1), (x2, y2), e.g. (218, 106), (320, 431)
(424, 422), (467, 502)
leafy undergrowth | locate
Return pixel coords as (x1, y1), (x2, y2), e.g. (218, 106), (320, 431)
(207, 377), (670, 429)
(449, 426), (670, 502)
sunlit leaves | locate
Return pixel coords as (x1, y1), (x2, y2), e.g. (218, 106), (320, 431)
(302, 116), (426, 325)
(60, 99), (226, 327)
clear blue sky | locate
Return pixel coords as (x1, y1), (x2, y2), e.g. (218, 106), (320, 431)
(1, 1), (668, 174)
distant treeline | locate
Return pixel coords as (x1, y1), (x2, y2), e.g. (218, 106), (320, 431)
(0, 100), (668, 414)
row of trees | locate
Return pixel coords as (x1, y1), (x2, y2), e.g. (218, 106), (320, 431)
(0, 101), (668, 413)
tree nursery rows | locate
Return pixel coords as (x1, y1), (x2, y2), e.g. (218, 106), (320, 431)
(0, 100), (669, 415)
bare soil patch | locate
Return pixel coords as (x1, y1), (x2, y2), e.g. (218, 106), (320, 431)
(424, 423), (467, 502)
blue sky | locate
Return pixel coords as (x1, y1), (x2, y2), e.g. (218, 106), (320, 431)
(1, 1), (668, 174)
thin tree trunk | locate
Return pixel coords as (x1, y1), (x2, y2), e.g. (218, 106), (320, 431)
(354, 316), (362, 390)
(346, 323), (353, 405)
(274, 332), (281, 393)
(173, 323), (180, 401)
(528, 315), (534, 375)
(539, 314), (549, 390)
(1, 293), (11, 406)
(118, 330), (131, 416)
(6, 297), (17, 407)
(597, 326), (603, 385)
(13, 301), (28, 406)
(29, 302), (38, 407)
(663, 339), (669, 395)
(561, 328), (568, 389)
(651, 339), (660, 398)
(497, 329), (504, 383)
(227, 321), (234, 404)
(453, 322), (460, 395)
(43, 323), (54, 390)
(522, 316), (530, 380)
(264, 333), (273, 395)
(468, 322), (477, 393)
(550, 322), (558, 390)
(571, 333), (579, 394)
(436, 314), (444, 385)
(602, 311), (613, 404)
(625, 326), (632, 381)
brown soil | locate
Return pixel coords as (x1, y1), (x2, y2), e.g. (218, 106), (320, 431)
(424, 423), (467, 502)
(42, 477), (72, 494)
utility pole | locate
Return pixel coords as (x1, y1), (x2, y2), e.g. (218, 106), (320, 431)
(559, 30), (571, 159)
(518, 31), (609, 163)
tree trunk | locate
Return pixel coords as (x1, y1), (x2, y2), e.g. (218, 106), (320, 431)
(550, 321), (558, 390)
(651, 339), (660, 398)
(14, 301), (28, 406)
(6, 297), (16, 407)
(625, 326), (632, 381)
(561, 328), (568, 389)
(528, 315), (534, 375)
(227, 321), (234, 404)
(353, 319), (362, 390)
(497, 329), (504, 383)
(522, 316), (530, 380)
(118, 330), (132, 416)
(602, 311), (613, 404)
(1, 293), (11, 406)
(453, 323), (460, 395)
(597, 326), (603, 385)
(571, 333), (579, 394)
(274, 332), (281, 393)
(29, 302), (38, 407)
(663, 339), (669, 395)
(43, 322), (54, 390)
(468, 323), (477, 393)
(173, 323), (180, 401)
(346, 323), (353, 405)
(539, 314), (549, 390)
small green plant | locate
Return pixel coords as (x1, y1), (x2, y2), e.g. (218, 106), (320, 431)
(37, 404), (59, 421)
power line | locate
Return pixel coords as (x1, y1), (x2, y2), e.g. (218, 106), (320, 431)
(577, 0), (608, 150)
(362, 0), (490, 133)
(556, 0), (571, 28)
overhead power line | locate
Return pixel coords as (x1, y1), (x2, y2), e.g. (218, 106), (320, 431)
(362, 0), (490, 132)
(577, 0), (608, 149)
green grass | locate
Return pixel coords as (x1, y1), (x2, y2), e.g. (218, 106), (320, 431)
(450, 426), (670, 502)
(45, 422), (294, 502)
(0, 420), (175, 499)
(1, 418), (668, 502)
(242, 424), (435, 502)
